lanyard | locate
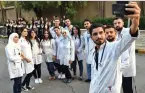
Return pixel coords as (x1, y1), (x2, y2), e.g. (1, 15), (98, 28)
(98, 42), (106, 66)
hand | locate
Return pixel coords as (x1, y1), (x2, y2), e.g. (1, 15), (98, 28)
(125, 2), (141, 32)
(52, 56), (56, 61)
(69, 60), (72, 64)
(26, 59), (31, 63)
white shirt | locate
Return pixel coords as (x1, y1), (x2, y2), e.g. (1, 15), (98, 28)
(78, 31), (95, 64)
(57, 38), (75, 66)
(5, 45), (24, 79)
(19, 37), (34, 74)
(89, 28), (139, 93)
(49, 26), (63, 39)
(31, 40), (43, 65)
(117, 27), (136, 77)
(72, 35), (84, 61)
(41, 39), (55, 62)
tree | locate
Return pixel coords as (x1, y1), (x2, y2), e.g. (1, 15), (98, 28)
(0, 1), (5, 24)
(18, 1), (87, 19)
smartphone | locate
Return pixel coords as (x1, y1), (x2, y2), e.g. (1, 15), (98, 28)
(112, 4), (134, 17)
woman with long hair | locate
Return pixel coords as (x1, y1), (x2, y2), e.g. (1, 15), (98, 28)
(28, 29), (43, 84)
(41, 30), (56, 80)
(19, 27), (35, 91)
(71, 25), (84, 80)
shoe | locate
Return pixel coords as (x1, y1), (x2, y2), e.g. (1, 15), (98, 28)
(21, 86), (28, 91)
(63, 79), (67, 83)
(72, 75), (76, 80)
(35, 79), (39, 84)
(58, 74), (61, 79)
(79, 76), (83, 81)
(26, 86), (35, 90)
(85, 79), (91, 82)
(61, 74), (65, 79)
(66, 79), (72, 83)
(38, 78), (43, 83)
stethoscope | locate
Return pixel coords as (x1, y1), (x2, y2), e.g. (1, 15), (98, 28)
(94, 42), (106, 67)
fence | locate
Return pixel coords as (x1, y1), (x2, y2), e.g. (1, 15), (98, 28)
(0, 26), (7, 36)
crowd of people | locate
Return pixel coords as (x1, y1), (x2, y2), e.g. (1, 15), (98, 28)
(5, 2), (141, 93)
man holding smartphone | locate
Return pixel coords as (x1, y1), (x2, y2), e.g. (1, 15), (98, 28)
(89, 2), (140, 93)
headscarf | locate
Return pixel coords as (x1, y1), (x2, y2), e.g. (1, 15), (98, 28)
(61, 29), (72, 44)
(6, 33), (20, 48)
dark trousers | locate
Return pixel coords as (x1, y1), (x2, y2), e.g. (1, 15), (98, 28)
(54, 63), (63, 74)
(46, 62), (55, 76)
(13, 77), (22, 93)
(72, 55), (83, 76)
(33, 64), (41, 79)
(61, 65), (72, 79)
(122, 76), (133, 93)
(22, 72), (33, 87)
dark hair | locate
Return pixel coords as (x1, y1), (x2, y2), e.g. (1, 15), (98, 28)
(42, 30), (53, 41)
(65, 17), (71, 21)
(83, 19), (92, 24)
(113, 17), (124, 22)
(89, 23), (104, 35)
(71, 25), (81, 39)
(104, 25), (115, 31)
(20, 27), (31, 46)
(55, 17), (60, 21)
(54, 26), (60, 29)
(28, 29), (41, 48)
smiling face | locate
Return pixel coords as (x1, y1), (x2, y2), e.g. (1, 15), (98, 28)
(44, 31), (49, 38)
(31, 31), (36, 39)
(13, 35), (19, 43)
(21, 28), (28, 37)
(73, 27), (78, 35)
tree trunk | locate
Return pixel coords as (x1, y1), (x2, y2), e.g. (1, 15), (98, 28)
(0, 1), (4, 25)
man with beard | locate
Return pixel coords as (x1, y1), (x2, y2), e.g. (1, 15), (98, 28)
(78, 19), (94, 82)
(105, 25), (130, 88)
(89, 2), (140, 93)
(65, 18), (73, 34)
(113, 17), (137, 93)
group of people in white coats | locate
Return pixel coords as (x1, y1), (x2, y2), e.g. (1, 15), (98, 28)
(5, 22), (87, 93)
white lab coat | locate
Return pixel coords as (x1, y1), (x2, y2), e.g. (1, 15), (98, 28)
(57, 38), (75, 66)
(41, 39), (55, 62)
(117, 28), (136, 77)
(19, 37), (34, 74)
(78, 31), (95, 64)
(53, 35), (63, 60)
(89, 28), (139, 93)
(49, 26), (63, 39)
(31, 40), (43, 65)
(5, 46), (25, 79)
(72, 35), (84, 61)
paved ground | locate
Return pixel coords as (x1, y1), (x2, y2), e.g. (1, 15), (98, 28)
(0, 39), (145, 93)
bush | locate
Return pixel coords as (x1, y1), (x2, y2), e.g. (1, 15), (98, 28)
(72, 16), (145, 30)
